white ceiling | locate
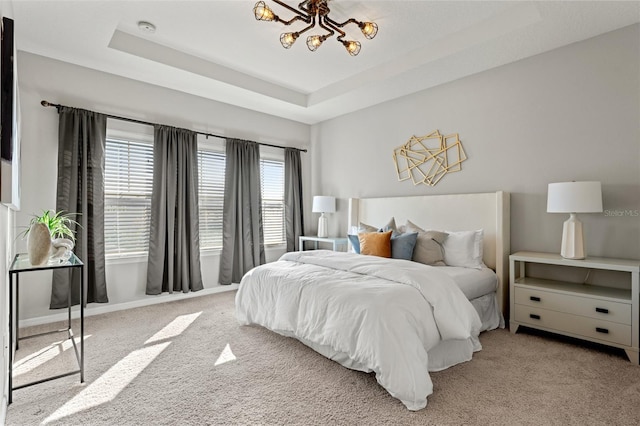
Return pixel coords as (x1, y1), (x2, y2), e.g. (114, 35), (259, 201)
(9, 0), (640, 124)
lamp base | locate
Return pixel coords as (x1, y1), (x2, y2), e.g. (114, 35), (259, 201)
(317, 214), (328, 238)
(561, 213), (585, 259)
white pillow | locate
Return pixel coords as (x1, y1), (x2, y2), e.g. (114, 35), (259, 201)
(442, 229), (484, 269)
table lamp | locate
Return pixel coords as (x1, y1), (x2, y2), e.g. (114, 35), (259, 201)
(312, 196), (335, 238)
(547, 181), (602, 259)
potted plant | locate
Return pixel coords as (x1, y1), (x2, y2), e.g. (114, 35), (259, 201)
(21, 210), (79, 265)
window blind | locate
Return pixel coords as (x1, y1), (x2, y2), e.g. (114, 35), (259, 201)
(105, 137), (286, 256)
(260, 159), (285, 246)
(197, 149), (226, 250)
(104, 138), (154, 255)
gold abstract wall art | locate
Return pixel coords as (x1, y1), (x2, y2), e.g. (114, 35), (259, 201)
(393, 130), (467, 187)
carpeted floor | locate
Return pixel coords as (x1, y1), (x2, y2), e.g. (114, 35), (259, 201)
(5, 290), (640, 425)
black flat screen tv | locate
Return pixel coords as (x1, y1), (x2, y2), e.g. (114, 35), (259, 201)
(1, 15), (20, 210)
(1, 16), (14, 162)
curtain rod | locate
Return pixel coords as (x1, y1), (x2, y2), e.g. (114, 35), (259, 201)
(40, 100), (308, 153)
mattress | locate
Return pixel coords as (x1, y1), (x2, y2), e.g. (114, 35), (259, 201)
(434, 265), (498, 300)
(434, 265), (504, 331)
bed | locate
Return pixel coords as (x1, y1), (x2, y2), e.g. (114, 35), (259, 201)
(236, 191), (510, 410)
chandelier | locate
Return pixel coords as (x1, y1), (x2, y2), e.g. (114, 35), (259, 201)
(253, 0), (378, 56)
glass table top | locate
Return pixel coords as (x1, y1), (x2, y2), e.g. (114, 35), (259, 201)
(9, 252), (83, 273)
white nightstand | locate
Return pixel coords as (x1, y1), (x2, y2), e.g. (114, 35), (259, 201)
(509, 251), (639, 364)
(299, 236), (348, 252)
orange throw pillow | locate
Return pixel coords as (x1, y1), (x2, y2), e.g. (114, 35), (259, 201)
(359, 231), (392, 258)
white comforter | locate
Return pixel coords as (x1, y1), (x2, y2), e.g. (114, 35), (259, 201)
(235, 250), (482, 410)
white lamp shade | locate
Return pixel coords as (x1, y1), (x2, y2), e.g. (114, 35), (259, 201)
(547, 181), (603, 213)
(312, 196), (336, 213)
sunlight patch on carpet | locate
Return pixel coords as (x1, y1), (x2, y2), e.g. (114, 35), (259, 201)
(144, 312), (202, 345)
(214, 343), (236, 366)
(43, 342), (170, 424)
(13, 335), (91, 377)
(43, 310), (205, 423)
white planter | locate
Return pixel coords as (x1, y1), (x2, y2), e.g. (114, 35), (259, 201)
(27, 223), (52, 266)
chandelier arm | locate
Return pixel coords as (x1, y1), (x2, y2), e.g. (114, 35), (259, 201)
(278, 15), (311, 26)
(324, 16), (362, 29)
(297, 0), (313, 15)
(296, 16), (318, 36)
(322, 18), (345, 40)
(272, 0), (311, 20)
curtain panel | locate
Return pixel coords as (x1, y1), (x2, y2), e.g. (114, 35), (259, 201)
(284, 148), (304, 251)
(51, 107), (108, 308)
(219, 139), (265, 285)
(146, 125), (203, 294)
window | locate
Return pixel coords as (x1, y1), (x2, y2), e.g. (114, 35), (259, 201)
(197, 148), (226, 250)
(260, 159), (285, 246)
(104, 138), (154, 255)
(105, 132), (287, 256)
(197, 142), (286, 250)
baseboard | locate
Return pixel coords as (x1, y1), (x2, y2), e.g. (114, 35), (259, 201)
(19, 284), (239, 328)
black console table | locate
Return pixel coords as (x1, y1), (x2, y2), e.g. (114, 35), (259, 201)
(8, 253), (85, 403)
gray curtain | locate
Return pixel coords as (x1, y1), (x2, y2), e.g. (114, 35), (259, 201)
(284, 148), (304, 251)
(219, 139), (265, 285)
(146, 125), (203, 294)
(51, 107), (108, 308)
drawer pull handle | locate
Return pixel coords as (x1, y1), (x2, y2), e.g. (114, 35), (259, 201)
(596, 327), (609, 334)
(530, 296), (541, 302)
(529, 314), (541, 320)
(595, 307), (609, 314)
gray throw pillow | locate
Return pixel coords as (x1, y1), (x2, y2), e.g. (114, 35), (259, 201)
(405, 220), (447, 265)
(358, 217), (397, 233)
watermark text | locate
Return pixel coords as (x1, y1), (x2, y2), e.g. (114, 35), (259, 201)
(604, 209), (639, 217)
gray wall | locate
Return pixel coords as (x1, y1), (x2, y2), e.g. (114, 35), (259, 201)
(311, 24), (640, 260)
(16, 51), (311, 321)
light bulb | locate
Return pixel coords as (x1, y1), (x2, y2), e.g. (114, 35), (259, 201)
(306, 35), (324, 51)
(360, 22), (378, 39)
(344, 40), (361, 56)
(280, 32), (298, 49)
(254, 1), (275, 21)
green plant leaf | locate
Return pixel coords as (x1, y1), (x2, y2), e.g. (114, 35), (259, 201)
(20, 210), (81, 242)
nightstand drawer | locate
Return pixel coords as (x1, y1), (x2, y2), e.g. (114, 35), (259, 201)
(514, 305), (632, 346)
(514, 286), (631, 325)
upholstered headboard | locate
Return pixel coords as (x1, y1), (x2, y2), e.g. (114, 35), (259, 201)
(348, 191), (511, 317)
